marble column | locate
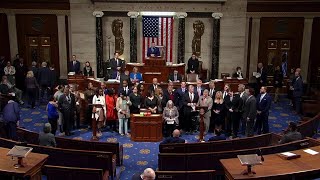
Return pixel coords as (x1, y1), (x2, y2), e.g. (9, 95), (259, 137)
(7, 13), (18, 59)
(57, 15), (68, 79)
(249, 17), (261, 83)
(128, 12), (139, 63)
(300, 17), (313, 83)
(176, 12), (187, 64)
(93, 11), (104, 78)
(211, 13), (223, 79)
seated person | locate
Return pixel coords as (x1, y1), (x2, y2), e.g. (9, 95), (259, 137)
(208, 128), (226, 141)
(83, 61), (93, 76)
(130, 67), (143, 84)
(0, 76), (24, 104)
(147, 42), (160, 57)
(232, 66), (243, 78)
(279, 122), (302, 144)
(160, 129), (185, 144)
(38, 123), (56, 147)
(112, 70), (121, 80)
(168, 70), (182, 82)
(187, 53), (199, 74)
(132, 168), (156, 180)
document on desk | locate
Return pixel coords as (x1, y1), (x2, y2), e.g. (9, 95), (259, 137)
(303, 149), (319, 155)
(280, 152), (297, 157)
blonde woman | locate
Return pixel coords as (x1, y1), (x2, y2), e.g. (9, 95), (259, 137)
(92, 88), (106, 137)
(212, 91), (224, 130)
(25, 71), (39, 108)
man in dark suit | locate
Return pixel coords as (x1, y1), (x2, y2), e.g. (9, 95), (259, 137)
(174, 81), (187, 130)
(195, 79), (204, 97)
(292, 71), (303, 114)
(58, 86), (76, 136)
(147, 42), (160, 57)
(279, 122), (302, 144)
(243, 88), (257, 137)
(238, 84), (249, 135)
(162, 83), (175, 108)
(187, 53), (199, 74)
(68, 55), (81, 74)
(38, 62), (51, 102)
(255, 86), (272, 135)
(120, 70), (130, 86)
(222, 84), (230, 100)
(183, 85), (199, 133)
(256, 63), (267, 94)
(208, 80), (216, 98)
(118, 80), (132, 96)
(148, 78), (159, 93)
(160, 129), (185, 144)
(110, 52), (125, 76)
(232, 66), (244, 78)
(225, 91), (243, 138)
(168, 70), (182, 82)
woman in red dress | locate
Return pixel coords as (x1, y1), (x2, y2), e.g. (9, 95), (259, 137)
(105, 88), (118, 132)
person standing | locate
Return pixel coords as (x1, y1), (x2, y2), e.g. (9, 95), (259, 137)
(110, 52), (125, 76)
(187, 53), (199, 74)
(105, 89), (118, 132)
(238, 84), (248, 135)
(174, 81), (187, 130)
(68, 55), (80, 74)
(58, 86), (76, 136)
(273, 65), (283, 103)
(232, 67), (243, 78)
(162, 100), (179, 137)
(116, 92), (132, 136)
(255, 63), (267, 95)
(47, 96), (59, 135)
(145, 90), (158, 114)
(54, 85), (64, 132)
(183, 85), (199, 134)
(25, 71), (39, 109)
(92, 88), (106, 137)
(129, 86), (142, 114)
(147, 42), (160, 57)
(255, 86), (272, 135)
(3, 100), (20, 140)
(197, 89), (213, 134)
(225, 91), (243, 138)
(212, 91), (225, 130)
(38, 62), (51, 102)
(243, 88), (257, 137)
(84, 82), (95, 127)
(14, 58), (28, 91)
(292, 71), (303, 114)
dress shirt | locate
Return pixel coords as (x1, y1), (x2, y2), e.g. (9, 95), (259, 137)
(260, 93), (266, 102)
(197, 87), (201, 97)
(209, 89), (215, 97)
(240, 91), (244, 98)
(182, 88), (186, 93)
(189, 92), (194, 102)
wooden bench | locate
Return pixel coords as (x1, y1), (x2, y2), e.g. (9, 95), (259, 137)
(0, 137), (116, 179)
(45, 165), (108, 180)
(155, 170), (215, 180)
(158, 138), (320, 175)
(159, 133), (281, 153)
(297, 112), (320, 138)
(16, 127), (123, 166)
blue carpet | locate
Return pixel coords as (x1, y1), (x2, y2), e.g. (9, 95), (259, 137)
(19, 97), (305, 179)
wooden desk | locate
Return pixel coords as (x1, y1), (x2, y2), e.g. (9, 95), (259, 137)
(130, 114), (163, 142)
(0, 147), (48, 180)
(220, 145), (320, 180)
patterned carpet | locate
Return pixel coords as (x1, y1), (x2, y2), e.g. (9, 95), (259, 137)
(19, 97), (307, 179)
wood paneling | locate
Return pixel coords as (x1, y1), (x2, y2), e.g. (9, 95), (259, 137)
(0, 14), (10, 61)
(258, 17), (304, 74)
(248, 1), (320, 12)
(0, 0), (69, 10)
(16, 14), (60, 75)
(309, 18), (320, 84)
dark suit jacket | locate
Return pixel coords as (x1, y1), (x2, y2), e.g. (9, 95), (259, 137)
(174, 87), (188, 109)
(58, 93), (76, 112)
(207, 88), (216, 99)
(168, 73), (182, 82)
(195, 86), (205, 97)
(257, 67), (267, 86)
(118, 86), (132, 96)
(242, 96), (257, 120)
(69, 60), (80, 74)
(183, 92), (199, 113)
(256, 93), (272, 114)
(148, 84), (159, 93)
(187, 58), (199, 74)
(147, 47), (160, 57)
(38, 132), (56, 147)
(225, 94), (243, 113)
(162, 89), (175, 108)
(110, 58), (125, 74)
(160, 137), (185, 144)
(232, 72), (244, 78)
(83, 66), (93, 76)
(293, 77), (303, 98)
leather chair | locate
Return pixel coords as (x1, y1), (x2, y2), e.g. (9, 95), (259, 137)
(221, 73), (230, 79)
(186, 73), (199, 82)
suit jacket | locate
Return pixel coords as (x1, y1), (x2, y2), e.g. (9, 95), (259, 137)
(58, 93), (76, 112)
(195, 86), (205, 97)
(160, 137), (185, 144)
(69, 60), (80, 74)
(118, 86), (132, 96)
(207, 88), (216, 99)
(183, 92), (199, 113)
(222, 91), (229, 100)
(293, 77), (303, 97)
(162, 89), (176, 108)
(240, 92), (249, 112)
(242, 95), (257, 120)
(257, 67), (267, 86)
(225, 93), (243, 113)
(232, 72), (244, 78)
(197, 96), (213, 117)
(110, 58), (125, 74)
(148, 84), (159, 93)
(256, 93), (272, 114)
(168, 73), (182, 82)
(174, 87), (188, 109)
(38, 132), (56, 147)
(83, 66), (93, 76)
(187, 58), (199, 74)
(147, 47), (160, 57)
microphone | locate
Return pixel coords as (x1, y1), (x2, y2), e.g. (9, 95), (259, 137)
(258, 149), (264, 162)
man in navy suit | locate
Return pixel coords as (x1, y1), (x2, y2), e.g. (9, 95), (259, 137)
(255, 86), (272, 135)
(147, 42), (160, 57)
(174, 81), (187, 130)
(69, 55), (80, 74)
(118, 80), (132, 96)
(195, 79), (204, 97)
(292, 71), (303, 114)
(160, 129), (185, 144)
(110, 52), (125, 76)
(256, 63), (267, 95)
(183, 85), (199, 133)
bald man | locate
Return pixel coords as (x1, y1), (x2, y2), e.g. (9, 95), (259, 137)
(132, 168), (156, 180)
(160, 129), (185, 144)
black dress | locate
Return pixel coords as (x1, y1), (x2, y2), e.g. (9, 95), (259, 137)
(273, 70), (283, 88)
(212, 102), (225, 127)
(129, 93), (142, 114)
(187, 58), (199, 74)
(145, 97), (158, 113)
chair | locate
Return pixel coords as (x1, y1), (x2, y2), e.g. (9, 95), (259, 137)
(186, 74), (199, 82)
(156, 46), (166, 58)
(220, 73), (230, 79)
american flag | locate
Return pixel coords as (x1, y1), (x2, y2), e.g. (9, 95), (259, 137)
(142, 16), (174, 62)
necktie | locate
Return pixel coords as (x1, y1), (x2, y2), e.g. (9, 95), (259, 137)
(190, 93), (193, 102)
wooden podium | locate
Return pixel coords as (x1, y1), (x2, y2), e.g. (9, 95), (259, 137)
(130, 114), (163, 142)
(0, 147), (48, 180)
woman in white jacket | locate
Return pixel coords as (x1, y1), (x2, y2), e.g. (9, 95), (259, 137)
(92, 88), (106, 137)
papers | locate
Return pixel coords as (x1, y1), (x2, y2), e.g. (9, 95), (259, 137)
(106, 79), (120, 83)
(280, 152), (297, 157)
(68, 72), (75, 76)
(167, 121), (174, 124)
(303, 149), (319, 155)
